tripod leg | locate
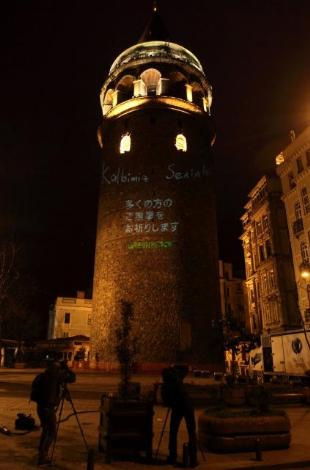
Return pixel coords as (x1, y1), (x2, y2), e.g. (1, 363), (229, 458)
(197, 439), (206, 462)
(154, 408), (170, 460)
(67, 393), (89, 451)
(49, 398), (65, 464)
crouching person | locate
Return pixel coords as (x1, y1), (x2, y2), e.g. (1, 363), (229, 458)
(30, 359), (76, 465)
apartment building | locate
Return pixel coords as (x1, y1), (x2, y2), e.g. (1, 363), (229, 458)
(240, 174), (299, 335)
(276, 126), (310, 326)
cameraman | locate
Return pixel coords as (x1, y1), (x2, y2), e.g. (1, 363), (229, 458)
(161, 365), (198, 467)
(32, 359), (76, 466)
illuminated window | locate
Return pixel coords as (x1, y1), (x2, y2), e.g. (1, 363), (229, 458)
(296, 157), (304, 174)
(288, 171), (296, 190)
(175, 133), (187, 152)
(301, 187), (310, 214)
(295, 201), (302, 219)
(120, 134), (131, 154)
(140, 68), (161, 95)
(185, 84), (193, 102)
(301, 241), (309, 264)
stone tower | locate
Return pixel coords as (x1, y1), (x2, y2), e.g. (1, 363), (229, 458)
(91, 6), (223, 370)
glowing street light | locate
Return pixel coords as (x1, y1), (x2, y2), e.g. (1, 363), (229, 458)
(300, 262), (310, 280)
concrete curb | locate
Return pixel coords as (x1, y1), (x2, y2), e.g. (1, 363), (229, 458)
(231, 460), (310, 469)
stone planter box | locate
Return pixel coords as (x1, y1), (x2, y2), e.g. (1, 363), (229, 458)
(222, 387), (246, 406)
(98, 395), (153, 463)
(198, 411), (290, 453)
(14, 362), (27, 369)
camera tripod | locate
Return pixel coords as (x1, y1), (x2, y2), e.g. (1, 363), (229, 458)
(155, 408), (206, 465)
(49, 383), (94, 468)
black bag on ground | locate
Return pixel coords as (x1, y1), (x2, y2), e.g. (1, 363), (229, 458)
(15, 413), (36, 430)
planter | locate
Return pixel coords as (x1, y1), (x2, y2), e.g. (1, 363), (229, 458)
(14, 362), (27, 369)
(222, 387), (246, 406)
(98, 395), (153, 463)
(198, 410), (290, 453)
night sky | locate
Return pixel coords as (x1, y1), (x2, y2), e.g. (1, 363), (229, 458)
(1, 1), (310, 328)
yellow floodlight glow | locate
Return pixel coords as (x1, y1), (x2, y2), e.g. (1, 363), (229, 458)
(300, 262), (310, 280)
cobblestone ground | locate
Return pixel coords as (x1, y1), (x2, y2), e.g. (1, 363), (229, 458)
(1, 371), (310, 469)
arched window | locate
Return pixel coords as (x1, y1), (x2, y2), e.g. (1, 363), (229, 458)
(116, 75), (135, 103)
(169, 71), (187, 100)
(175, 133), (187, 152)
(140, 68), (161, 95)
(191, 82), (204, 107)
(120, 134), (131, 154)
(101, 88), (114, 115)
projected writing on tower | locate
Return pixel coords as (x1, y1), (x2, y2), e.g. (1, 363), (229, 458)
(124, 198), (179, 234)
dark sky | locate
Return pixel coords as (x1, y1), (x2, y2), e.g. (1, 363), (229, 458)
(1, 1), (310, 317)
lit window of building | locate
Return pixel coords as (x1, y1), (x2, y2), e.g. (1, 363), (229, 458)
(295, 201), (302, 220)
(256, 220), (262, 236)
(288, 171), (296, 190)
(120, 134), (131, 154)
(185, 84), (193, 102)
(262, 215), (269, 231)
(269, 269), (276, 290)
(300, 241), (309, 264)
(259, 244), (265, 262)
(296, 157), (304, 174)
(175, 133), (187, 152)
(265, 239), (272, 257)
(301, 187), (310, 214)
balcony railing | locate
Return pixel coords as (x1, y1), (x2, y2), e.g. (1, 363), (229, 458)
(293, 218), (304, 237)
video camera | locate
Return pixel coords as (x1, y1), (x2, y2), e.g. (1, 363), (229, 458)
(162, 364), (189, 383)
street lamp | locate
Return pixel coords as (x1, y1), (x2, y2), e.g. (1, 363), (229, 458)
(300, 262), (310, 280)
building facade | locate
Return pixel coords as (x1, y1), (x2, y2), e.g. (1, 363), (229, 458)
(276, 126), (310, 326)
(91, 9), (223, 368)
(48, 291), (92, 339)
(218, 260), (248, 331)
(240, 174), (299, 336)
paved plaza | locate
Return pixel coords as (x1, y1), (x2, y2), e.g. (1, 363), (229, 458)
(1, 370), (310, 469)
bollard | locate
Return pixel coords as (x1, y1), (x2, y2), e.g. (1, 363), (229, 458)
(87, 449), (95, 470)
(255, 438), (262, 461)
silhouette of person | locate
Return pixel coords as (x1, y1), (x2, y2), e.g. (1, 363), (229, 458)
(32, 359), (75, 465)
(162, 365), (198, 467)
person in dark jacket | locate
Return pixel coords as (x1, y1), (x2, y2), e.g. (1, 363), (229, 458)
(162, 365), (198, 467)
(35, 360), (75, 465)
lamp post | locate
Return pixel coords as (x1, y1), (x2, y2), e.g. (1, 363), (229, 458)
(297, 262), (310, 351)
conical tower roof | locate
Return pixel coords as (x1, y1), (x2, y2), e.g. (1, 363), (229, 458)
(138, 1), (170, 43)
